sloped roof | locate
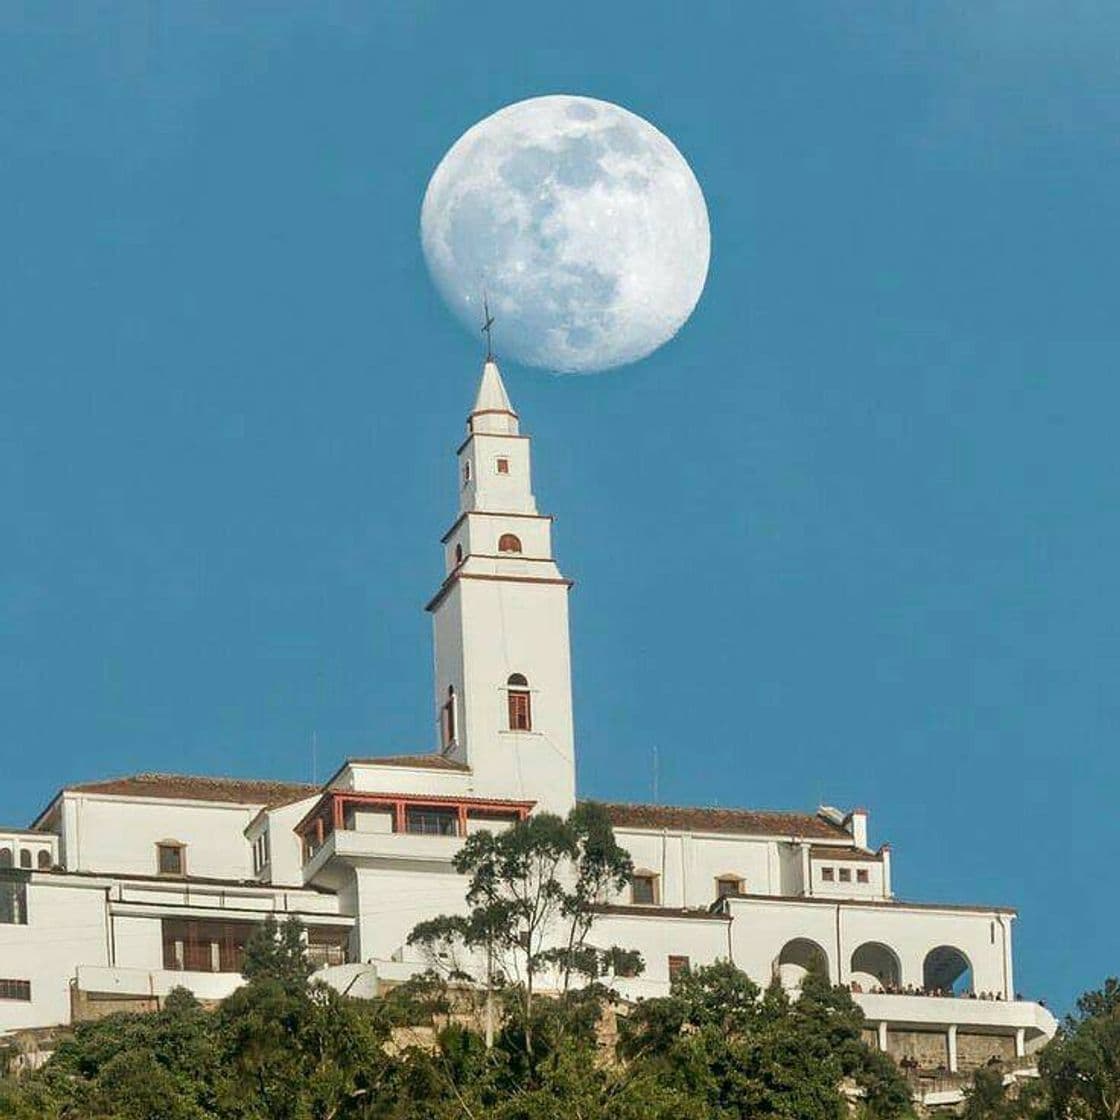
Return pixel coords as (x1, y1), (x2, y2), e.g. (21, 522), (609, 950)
(61, 773), (319, 808)
(588, 800), (850, 840)
(345, 754), (470, 772)
(808, 844), (882, 862)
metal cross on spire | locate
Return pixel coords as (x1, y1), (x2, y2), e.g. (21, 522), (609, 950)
(480, 293), (496, 362)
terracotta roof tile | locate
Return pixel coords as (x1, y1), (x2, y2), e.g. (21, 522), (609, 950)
(344, 754), (470, 772)
(587, 800), (849, 839)
(65, 773), (319, 808)
(808, 844), (882, 862)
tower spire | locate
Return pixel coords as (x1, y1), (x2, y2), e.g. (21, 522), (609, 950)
(481, 293), (496, 363)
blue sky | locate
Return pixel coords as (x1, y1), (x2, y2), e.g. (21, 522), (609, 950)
(2, 3), (1116, 1011)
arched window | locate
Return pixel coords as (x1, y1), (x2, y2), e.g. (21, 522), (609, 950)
(923, 946), (973, 995)
(454, 543), (463, 565)
(37, 849), (51, 870)
(776, 938), (829, 987)
(18, 850), (31, 870)
(507, 673), (532, 731)
(850, 942), (901, 989)
(0, 848), (11, 869)
(498, 533), (522, 554)
(441, 685), (457, 748)
(462, 460), (471, 486)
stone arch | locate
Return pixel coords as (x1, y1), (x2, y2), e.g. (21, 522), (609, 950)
(923, 945), (973, 994)
(37, 849), (51, 870)
(776, 938), (830, 987)
(0, 847), (11, 868)
(850, 941), (901, 989)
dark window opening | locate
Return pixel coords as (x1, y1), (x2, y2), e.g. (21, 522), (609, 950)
(406, 807), (458, 836)
(307, 926), (351, 969)
(0, 882), (27, 925)
(668, 955), (690, 981)
(856, 869), (869, 883)
(0, 978), (31, 1001)
(839, 868), (852, 883)
(454, 543), (463, 565)
(157, 843), (185, 877)
(496, 457), (510, 474)
(18, 850), (30, 870)
(716, 875), (744, 899)
(0, 849), (10, 869)
(631, 874), (657, 905)
(162, 918), (254, 973)
(441, 686), (457, 748)
(498, 533), (522, 553)
(821, 867), (834, 882)
(36, 849), (51, 870)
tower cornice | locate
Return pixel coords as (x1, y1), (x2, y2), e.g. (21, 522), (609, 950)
(425, 570), (575, 613)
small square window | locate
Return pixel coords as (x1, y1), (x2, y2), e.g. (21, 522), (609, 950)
(157, 843), (185, 877)
(631, 874), (657, 905)
(496, 457), (510, 474)
(716, 876), (743, 899)
(839, 868), (851, 883)
(821, 867), (834, 882)
(857, 869), (869, 884)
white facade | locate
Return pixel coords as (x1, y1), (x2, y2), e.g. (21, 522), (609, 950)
(0, 359), (1055, 1076)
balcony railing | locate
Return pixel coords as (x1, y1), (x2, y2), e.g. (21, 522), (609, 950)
(297, 791), (534, 866)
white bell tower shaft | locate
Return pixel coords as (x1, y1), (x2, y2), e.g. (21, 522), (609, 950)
(426, 361), (576, 816)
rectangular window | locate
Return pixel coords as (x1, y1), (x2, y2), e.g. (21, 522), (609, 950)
(668, 955), (690, 980)
(0, 978), (31, 1001)
(0, 881), (27, 925)
(157, 843), (185, 877)
(496, 457), (510, 474)
(839, 868), (851, 883)
(821, 867), (834, 882)
(405, 807), (458, 836)
(631, 874), (657, 905)
(162, 918), (254, 973)
(856, 869), (869, 884)
(307, 926), (351, 969)
(507, 689), (532, 731)
(716, 876), (743, 898)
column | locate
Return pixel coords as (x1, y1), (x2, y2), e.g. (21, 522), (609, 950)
(878, 1021), (889, 1053)
(1015, 1028), (1025, 1058)
(947, 1024), (958, 1073)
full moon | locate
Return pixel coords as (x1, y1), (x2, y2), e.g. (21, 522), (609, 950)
(420, 95), (710, 374)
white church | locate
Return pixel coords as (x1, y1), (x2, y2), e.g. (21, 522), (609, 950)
(0, 358), (1056, 1077)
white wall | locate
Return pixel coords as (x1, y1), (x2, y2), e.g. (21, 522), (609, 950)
(435, 578), (576, 817)
(63, 794), (257, 880)
(352, 865), (472, 963)
(612, 830), (791, 909)
(341, 764), (474, 798)
(255, 795), (321, 887)
(0, 876), (109, 1031)
(721, 896), (1014, 997)
(593, 911), (731, 991)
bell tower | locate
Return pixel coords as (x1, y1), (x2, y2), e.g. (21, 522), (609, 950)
(426, 359), (576, 816)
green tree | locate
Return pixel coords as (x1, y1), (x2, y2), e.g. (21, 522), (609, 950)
(240, 913), (313, 992)
(408, 806), (640, 1057)
(1039, 977), (1120, 1120)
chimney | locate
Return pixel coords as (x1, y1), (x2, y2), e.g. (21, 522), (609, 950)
(845, 807), (869, 850)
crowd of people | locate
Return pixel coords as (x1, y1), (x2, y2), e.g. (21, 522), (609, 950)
(847, 980), (1016, 1000)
